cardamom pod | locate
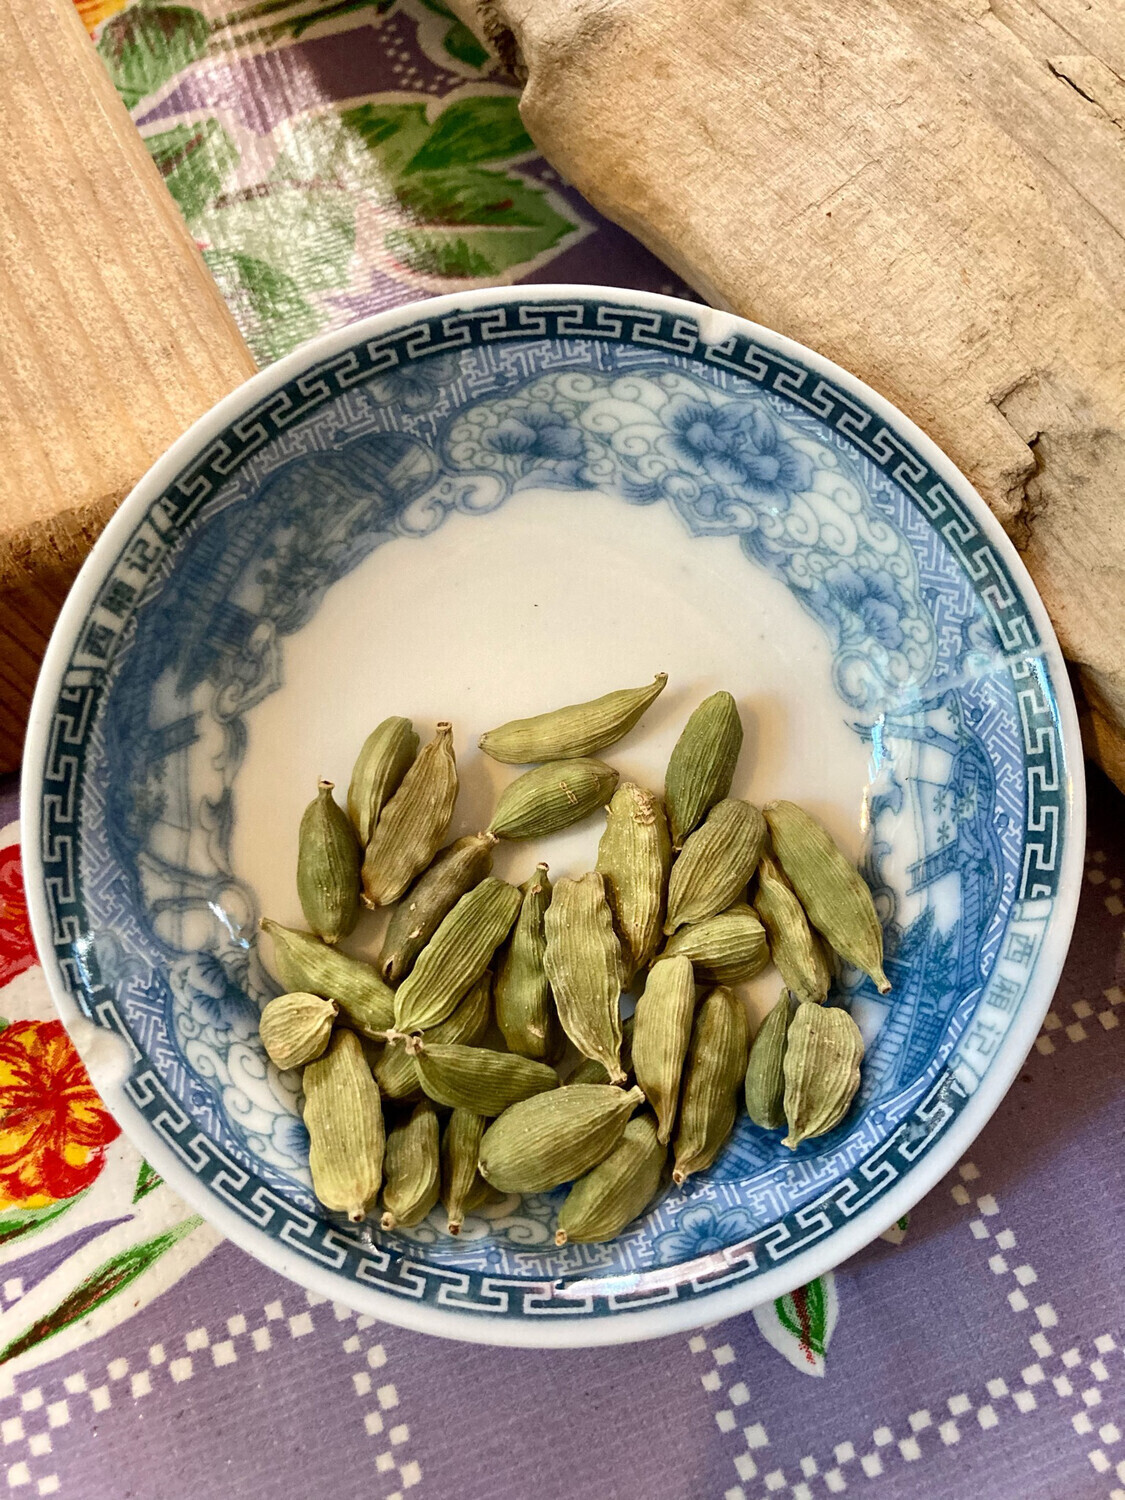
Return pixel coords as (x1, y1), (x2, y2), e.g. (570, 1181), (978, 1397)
(811, 931), (835, 999)
(665, 799), (767, 933)
(566, 1014), (634, 1086)
(393, 878), (521, 1033)
(413, 1042), (558, 1115)
(380, 1099), (441, 1230)
(596, 783), (672, 980)
(555, 1112), (666, 1245)
(631, 955), (696, 1144)
(441, 1108), (491, 1235)
(259, 991), (337, 1071)
(672, 986), (750, 1185)
(664, 691), (744, 847)
(259, 919), (395, 1036)
(662, 904), (770, 984)
(296, 780), (361, 944)
(303, 1029), (384, 1222)
(488, 759), (619, 841)
(764, 801), (890, 993)
(543, 872), (625, 1084)
(373, 970), (492, 1101)
(753, 853), (830, 1004)
(495, 864), (559, 1060)
(478, 1084), (645, 1194)
(479, 673), (667, 763)
(347, 716), (418, 847)
(744, 989), (792, 1130)
(362, 722), (458, 907)
(782, 1002), (865, 1148)
(379, 832), (498, 983)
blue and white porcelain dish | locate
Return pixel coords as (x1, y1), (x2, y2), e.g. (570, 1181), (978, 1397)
(22, 287), (1084, 1347)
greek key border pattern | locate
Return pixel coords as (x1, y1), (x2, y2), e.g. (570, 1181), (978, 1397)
(115, 1013), (966, 1319)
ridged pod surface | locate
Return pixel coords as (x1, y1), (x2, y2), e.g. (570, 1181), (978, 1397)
(671, 987), (750, 1185)
(543, 872), (625, 1083)
(362, 723), (458, 907)
(480, 674), (666, 763)
(596, 782), (671, 979)
(665, 800), (767, 933)
(303, 1030), (384, 1222)
(764, 802), (890, 993)
(479, 1085), (645, 1194)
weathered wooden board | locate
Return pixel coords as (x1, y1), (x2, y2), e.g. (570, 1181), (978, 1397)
(451, 0), (1125, 789)
(0, 0), (256, 773)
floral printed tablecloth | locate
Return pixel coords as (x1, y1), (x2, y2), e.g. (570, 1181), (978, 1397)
(1, 4), (1122, 1494)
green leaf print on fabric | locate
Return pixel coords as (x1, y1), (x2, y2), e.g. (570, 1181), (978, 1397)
(197, 183), (356, 299)
(131, 1159), (162, 1204)
(277, 94), (577, 280)
(203, 250), (325, 363)
(410, 0), (490, 69)
(776, 1277), (831, 1360)
(0, 1194), (85, 1251)
(386, 170), (572, 276)
(402, 95), (532, 171)
(147, 120), (239, 222)
(210, 0), (395, 46)
(752, 1271), (839, 1376)
(0, 1216), (202, 1365)
(284, 0), (394, 37)
(97, 5), (211, 109)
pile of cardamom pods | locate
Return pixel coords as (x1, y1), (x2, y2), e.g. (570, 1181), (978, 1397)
(258, 675), (891, 1247)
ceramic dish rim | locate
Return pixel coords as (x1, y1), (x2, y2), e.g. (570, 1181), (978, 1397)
(21, 283), (1086, 1347)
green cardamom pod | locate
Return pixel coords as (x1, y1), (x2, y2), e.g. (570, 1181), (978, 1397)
(259, 991), (337, 1071)
(347, 716), (418, 847)
(596, 782), (672, 980)
(259, 919), (395, 1036)
(380, 1099), (441, 1230)
(672, 986), (750, 1185)
(296, 780), (361, 944)
(744, 989), (792, 1130)
(764, 801), (890, 993)
(665, 799), (767, 933)
(393, 877), (521, 1033)
(479, 673), (667, 764)
(413, 1042), (558, 1115)
(782, 1002), (865, 1148)
(662, 904), (769, 984)
(362, 722), (458, 907)
(441, 1108), (492, 1235)
(303, 1029), (384, 1222)
(479, 1084), (645, 1194)
(373, 970), (492, 1102)
(566, 1015), (634, 1086)
(495, 864), (559, 1060)
(811, 931), (835, 998)
(543, 872), (626, 1083)
(555, 1112), (666, 1245)
(379, 832), (498, 984)
(488, 759), (619, 840)
(754, 853), (831, 1004)
(664, 691), (744, 848)
(631, 955), (696, 1144)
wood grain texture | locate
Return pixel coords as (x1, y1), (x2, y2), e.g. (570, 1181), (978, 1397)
(455, 0), (1125, 790)
(0, 0), (255, 773)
